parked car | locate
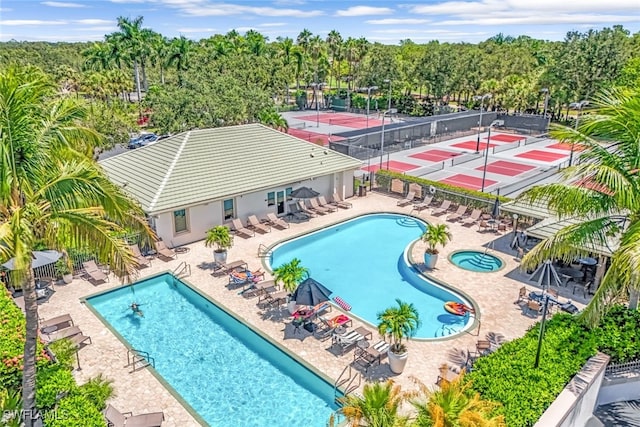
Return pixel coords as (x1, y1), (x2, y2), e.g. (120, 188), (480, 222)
(127, 133), (158, 149)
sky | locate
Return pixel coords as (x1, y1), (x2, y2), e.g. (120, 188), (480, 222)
(1, 0), (639, 44)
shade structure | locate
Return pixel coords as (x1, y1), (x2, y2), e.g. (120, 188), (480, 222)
(491, 197), (501, 218)
(291, 277), (332, 306)
(290, 186), (320, 199)
(2, 250), (63, 270)
(529, 260), (562, 289)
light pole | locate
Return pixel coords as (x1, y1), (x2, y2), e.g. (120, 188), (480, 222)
(568, 100), (588, 166)
(311, 82), (326, 127)
(540, 88), (549, 118)
(378, 108), (397, 170)
(384, 78), (392, 113)
(361, 86), (378, 128)
(480, 120), (500, 192)
(474, 93), (492, 153)
(534, 293), (551, 368)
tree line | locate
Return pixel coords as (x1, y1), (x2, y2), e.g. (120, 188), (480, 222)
(1, 17), (638, 139)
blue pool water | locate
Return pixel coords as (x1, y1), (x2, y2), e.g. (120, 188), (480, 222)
(270, 213), (472, 338)
(86, 274), (338, 427)
(449, 250), (504, 273)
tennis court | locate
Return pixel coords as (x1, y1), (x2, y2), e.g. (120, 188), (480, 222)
(515, 150), (567, 162)
(296, 113), (383, 129)
(488, 133), (525, 143)
(450, 140), (498, 151)
(409, 149), (461, 162)
(476, 160), (536, 177)
(287, 128), (345, 146)
(438, 174), (497, 191)
(362, 160), (419, 173)
(547, 142), (586, 151)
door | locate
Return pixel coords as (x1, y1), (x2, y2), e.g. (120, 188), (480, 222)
(277, 191), (285, 215)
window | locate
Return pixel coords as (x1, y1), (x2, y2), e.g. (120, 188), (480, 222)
(223, 199), (234, 220)
(267, 192), (275, 207)
(173, 209), (188, 233)
(285, 187), (293, 201)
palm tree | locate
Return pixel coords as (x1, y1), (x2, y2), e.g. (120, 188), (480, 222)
(410, 373), (506, 426)
(0, 66), (154, 426)
(112, 16), (146, 102)
(377, 299), (421, 355)
(167, 35), (194, 86)
(272, 258), (308, 293)
(519, 87), (640, 325)
(333, 380), (409, 427)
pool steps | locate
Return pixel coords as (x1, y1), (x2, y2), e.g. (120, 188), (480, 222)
(334, 364), (359, 405)
(126, 348), (155, 373)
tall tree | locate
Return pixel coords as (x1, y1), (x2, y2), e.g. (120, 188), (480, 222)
(334, 380), (408, 427)
(111, 16), (147, 103)
(0, 66), (154, 426)
(167, 35), (194, 86)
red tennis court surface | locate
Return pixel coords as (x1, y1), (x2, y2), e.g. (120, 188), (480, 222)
(450, 140), (498, 151)
(362, 160), (419, 173)
(487, 134), (525, 143)
(476, 160), (536, 176)
(547, 142), (586, 151)
(439, 174), (497, 191)
(409, 149), (461, 162)
(515, 150), (567, 162)
(286, 128), (345, 146)
(297, 113), (383, 129)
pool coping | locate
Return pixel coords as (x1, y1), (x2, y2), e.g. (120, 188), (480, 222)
(447, 249), (507, 273)
(80, 271), (342, 426)
(263, 211), (480, 342)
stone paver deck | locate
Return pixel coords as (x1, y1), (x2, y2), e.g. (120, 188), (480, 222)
(35, 192), (584, 426)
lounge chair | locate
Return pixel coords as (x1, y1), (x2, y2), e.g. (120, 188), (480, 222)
(231, 218), (255, 238)
(431, 200), (452, 216)
(265, 213), (289, 229)
(154, 240), (176, 260)
(317, 196), (337, 212)
(334, 329), (364, 355)
(411, 195), (433, 213)
(128, 244), (151, 268)
(462, 209), (482, 226)
(287, 202), (310, 221)
(40, 314), (74, 331)
(82, 260), (109, 283)
(258, 290), (289, 309)
(41, 325), (91, 345)
(103, 404), (164, 427)
(242, 279), (278, 298)
(446, 205), (468, 222)
(297, 201), (318, 218)
(397, 191), (416, 207)
(247, 215), (271, 233)
(354, 340), (390, 371)
(330, 193), (352, 209)
(307, 198), (330, 215)
(212, 259), (248, 275)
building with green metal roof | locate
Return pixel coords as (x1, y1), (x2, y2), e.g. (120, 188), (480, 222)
(100, 124), (363, 246)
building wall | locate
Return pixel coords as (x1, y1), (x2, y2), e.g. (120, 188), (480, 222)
(154, 202), (222, 247)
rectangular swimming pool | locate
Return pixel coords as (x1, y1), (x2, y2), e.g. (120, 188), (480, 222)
(85, 273), (338, 426)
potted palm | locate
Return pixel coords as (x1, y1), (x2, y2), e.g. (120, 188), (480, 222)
(54, 258), (73, 284)
(377, 299), (421, 374)
(205, 226), (232, 264)
(421, 223), (452, 270)
(272, 258), (309, 313)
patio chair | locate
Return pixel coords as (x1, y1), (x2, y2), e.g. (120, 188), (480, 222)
(325, 314), (352, 329)
(82, 260), (109, 283)
(258, 290), (289, 309)
(354, 340), (390, 371)
(431, 200), (452, 216)
(334, 329), (364, 355)
(212, 259), (248, 275)
(265, 213), (289, 229)
(307, 198), (330, 215)
(514, 286), (528, 304)
(287, 202), (310, 221)
(353, 326), (373, 341)
(526, 300), (542, 317)
(436, 364), (459, 386)
(242, 279), (277, 298)
(411, 195), (433, 213)
(296, 200), (317, 218)
(462, 209), (482, 226)
(103, 404), (164, 427)
(154, 240), (176, 260)
(247, 215), (271, 233)
(41, 325), (85, 343)
(573, 281), (593, 298)
(446, 205), (468, 222)
(128, 244), (151, 268)
(475, 340), (492, 356)
(330, 193), (352, 209)
(231, 218), (255, 238)
(396, 191), (416, 207)
(317, 196), (337, 212)
(39, 314), (73, 331)
(313, 316), (337, 341)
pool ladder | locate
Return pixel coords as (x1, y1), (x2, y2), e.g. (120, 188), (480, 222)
(127, 348), (155, 373)
(333, 364), (361, 405)
(257, 244), (273, 258)
(172, 261), (191, 278)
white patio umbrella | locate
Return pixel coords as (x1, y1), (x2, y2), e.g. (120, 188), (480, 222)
(529, 260), (562, 289)
(2, 250), (63, 270)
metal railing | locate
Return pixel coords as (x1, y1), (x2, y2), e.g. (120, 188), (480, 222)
(126, 348), (155, 372)
(334, 364), (361, 404)
(605, 359), (640, 379)
(172, 261), (191, 278)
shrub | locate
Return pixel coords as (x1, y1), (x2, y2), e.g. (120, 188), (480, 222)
(45, 394), (105, 427)
(36, 365), (75, 409)
(75, 374), (113, 410)
(593, 304), (640, 363)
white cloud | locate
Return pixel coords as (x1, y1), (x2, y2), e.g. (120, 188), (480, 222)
(433, 13), (640, 26)
(110, 0), (147, 3)
(233, 26), (258, 32)
(176, 27), (218, 33)
(259, 22), (287, 27)
(366, 18), (431, 25)
(410, 0), (640, 16)
(335, 6), (393, 17)
(272, 0), (306, 5)
(156, 0), (323, 17)
(41, 1), (87, 7)
(1, 33), (106, 42)
(0, 8), (13, 12)
(1, 20), (67, 26)
(74, 19), (113, 25)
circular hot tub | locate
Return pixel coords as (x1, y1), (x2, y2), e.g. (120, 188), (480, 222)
(449, 250), (505, 273)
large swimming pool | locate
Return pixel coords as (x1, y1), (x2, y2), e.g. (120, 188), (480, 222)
(270, 213), (473, 339)
(85, 273), (338, 426)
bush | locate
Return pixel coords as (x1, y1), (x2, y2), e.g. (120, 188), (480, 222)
(36, 365), (75, 409)
(594, 305), (640, 363)
(46, 394), (105, 427)
(75, 374), (113, 410)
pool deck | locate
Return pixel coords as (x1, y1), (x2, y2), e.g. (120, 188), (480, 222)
(34, 192), (587, 426)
